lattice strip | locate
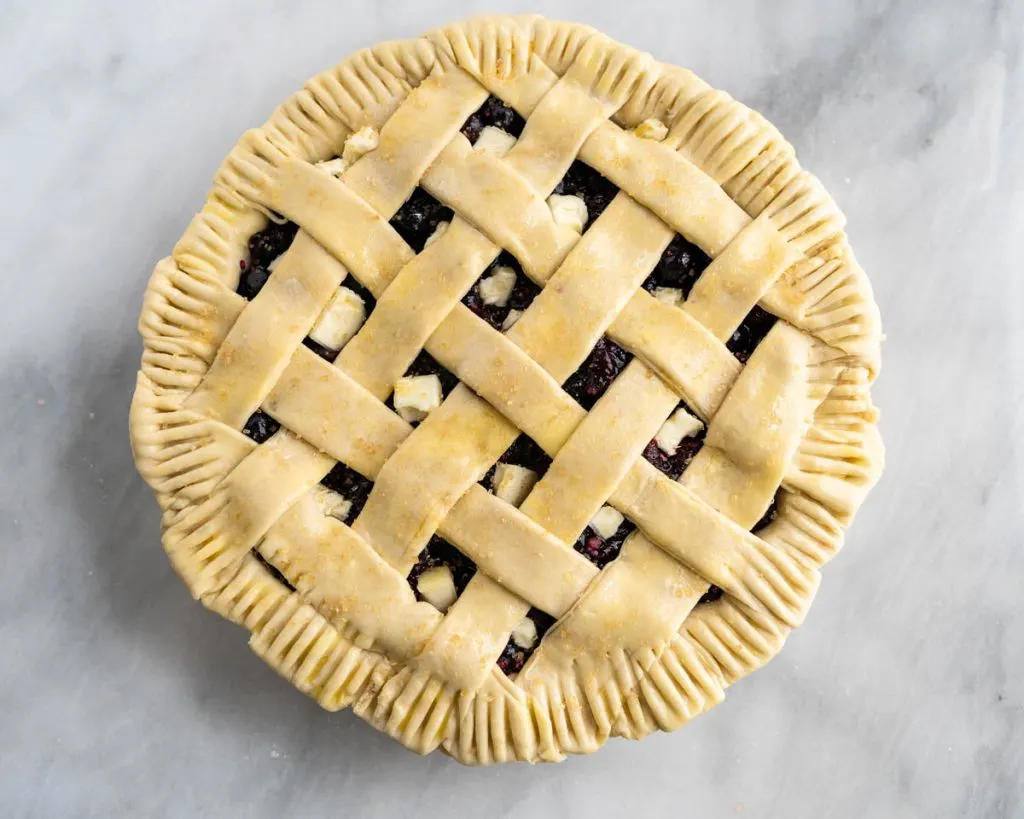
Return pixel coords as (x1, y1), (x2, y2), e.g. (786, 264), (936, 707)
(259, 493), (442, 658)
(163, 430), (333, 595)
(342, 70), (489, 217)
(185, 232), (345, 427)
(684, 211), (799, 339)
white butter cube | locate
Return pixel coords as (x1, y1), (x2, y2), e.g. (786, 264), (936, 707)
(655, 408), (704, 455)
(322, 491), (353, 523)
(315, 157), (347, 177)
(478, 265), (517, 307)
(417, 566), (457, 612)
(653, 286), (684, 307)
(589, 505), (624, 539)
(474, 126), (517, 158)
(424, 220), (449, 248)
(511, 616), (538, 649)
(309, 286), (366, 351)
(342, 125), (379, 165)
(502, 309), (523, 331)
(393, 374), (443, 423)
(634, 118), (669, 141)
(547, 194), (588, 233)
(492, 463), (538, 507)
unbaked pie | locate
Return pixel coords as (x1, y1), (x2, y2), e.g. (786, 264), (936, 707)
(130, 14), (884, 764)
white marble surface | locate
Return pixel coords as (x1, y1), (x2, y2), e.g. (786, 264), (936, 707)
(2, 0), (1021, 816)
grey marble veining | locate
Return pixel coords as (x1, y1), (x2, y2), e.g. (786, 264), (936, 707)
(1, 1), (1021, 816)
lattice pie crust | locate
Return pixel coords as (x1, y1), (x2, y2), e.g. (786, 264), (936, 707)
(129, 15), (884, 764)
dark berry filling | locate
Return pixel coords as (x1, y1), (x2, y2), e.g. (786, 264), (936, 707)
(254, 550), (297, 592)
(481, 434), (553, 489)
(727, 306), (778, 364)
(497, 609), (555, 676)
(403, 350), (459, 396)
(563, 337), (632, 410)
(461, 96), (525, 144)
(641, 233), (711, 298)
(241, 410), (280, 444)
(462, 252), (539, 332)
(574, 516), (637, 569)
(302, 337), (338, 363)
(552, 161), (619, 230)
(697, 585), (724, 606)
(299, 275), (378, 361)
(407, 535), (477, 598)
(642, 433), (706, 482)
(389, 188), (454, 252)
(320, 462), (374, 523)
(237, 220), (298, 299)
(341, 275), (377, 308)
(382, 351), (459, 425)
(752, 493), (779, 534)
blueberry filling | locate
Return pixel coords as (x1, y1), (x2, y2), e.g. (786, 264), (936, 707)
(461, 96), (526, 144)
(389, 188), (454, 252)
(497, 609), (555, 676)
(407, 535), (477, 597)
(300, 275), (378, 361)
(302, 337), (338, 363)
(574, 517), (637, 569)
(340, 275), (375, 307)
(237, 220), (298, 299)
(641, 233), (711, 298)
(242, 410), (280, 444)
(462, 252), (539, 332)
(642, 404), (707, 481)
(320, 462), (374, 523)
(563, 337), (633, 410)
(480, 434), (553, 489)
(697, 585), (724, 606)
(552, 161), (619, 229)
(401, 351), (459, 397)
(254, 550), (297, 592)
(752, 494), (779, 534)
(727, 305), (777, 363)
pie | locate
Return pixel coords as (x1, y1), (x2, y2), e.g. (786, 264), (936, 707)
(129, 14), (884, 764)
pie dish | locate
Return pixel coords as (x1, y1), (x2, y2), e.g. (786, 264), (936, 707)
(129, 14), (884, 764)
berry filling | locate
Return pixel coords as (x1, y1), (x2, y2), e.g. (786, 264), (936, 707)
(302, 337), (338, 362)
(480, 434), (552, 490)
(241, 410), (280, 444)
(574, 517), (637, 569)
(563, 337), (633, 410)
(462, 252), (539, 332)
(642, 401), (707, 481)
(552, 160), (618, 230)
(389, 188), (454, 252)
(641, 233), (710, 298)
(727, 305), (778, 363)
(320, 462), (374, 524)
(497, 609), (555, 676)
(398, 351), (459, 397)
(461, 96), (526, 144)
(697, 585), (724, 606)
(407, 535), (477, 599)
(237, 220), (298, 299)
(254, 550), (297, 593)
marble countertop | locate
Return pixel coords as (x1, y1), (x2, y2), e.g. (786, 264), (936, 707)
(2, 1), (1020, 816)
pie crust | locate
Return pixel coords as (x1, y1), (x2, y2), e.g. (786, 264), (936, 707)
(129, 14), (884, 764)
